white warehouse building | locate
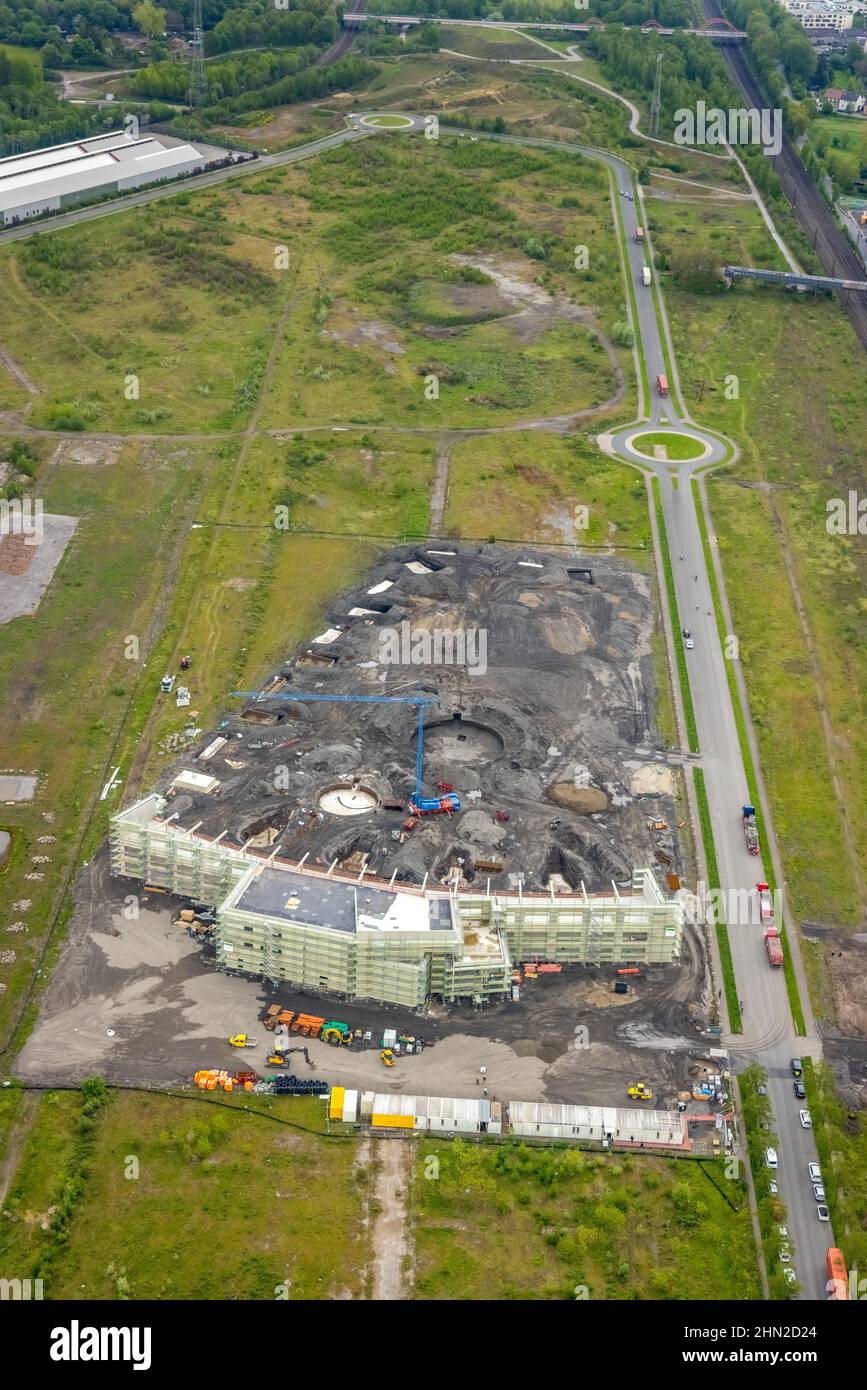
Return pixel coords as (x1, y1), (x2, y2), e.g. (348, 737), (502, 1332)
(0, 131), (207, 226)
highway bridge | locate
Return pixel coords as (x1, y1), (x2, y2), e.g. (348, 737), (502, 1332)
(725, 264), (867, 293)
(344, 14), (747, 42)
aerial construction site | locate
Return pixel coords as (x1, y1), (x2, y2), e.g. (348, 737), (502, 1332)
(17, 542), (724, 1135)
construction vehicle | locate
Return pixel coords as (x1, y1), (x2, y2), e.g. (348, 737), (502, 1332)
(635, 225), (644, 243)
(742, 804), (760, 855)
(756, 881), (774, 923)
(627, 1082), (653, 1101)
(860, 210), (867, 226)
(641, 264), (651, 286)
(229, 1033), (258, 1048)
(826, 1247), (849, 1300)
(402, 816), (419, 833)
(411, 794), (460, 815)
(270, 1044), (314, 1067)
(380, 1049), (396, 1067)
(656, 373), (668, 397)
(765, 926), (783, 967)
(437, 781), (455, 793)
(321, 1020), (352, 1046)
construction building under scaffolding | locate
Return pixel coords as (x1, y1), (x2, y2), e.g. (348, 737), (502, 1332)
(111, 794), (684, 1008)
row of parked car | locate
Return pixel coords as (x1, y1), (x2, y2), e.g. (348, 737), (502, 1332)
(764, 1059), (828, 1216)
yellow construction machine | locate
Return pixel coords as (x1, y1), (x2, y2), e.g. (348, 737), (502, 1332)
(627, 1082), (652, 1102)
(380, 1049), (396, 1067)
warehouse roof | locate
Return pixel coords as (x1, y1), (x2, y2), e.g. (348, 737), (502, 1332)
(0, 132), (204, 215)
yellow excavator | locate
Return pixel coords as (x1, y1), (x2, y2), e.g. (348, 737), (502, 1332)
(627, 1082), (652, 1102)
(380, 1049), (396, 1067)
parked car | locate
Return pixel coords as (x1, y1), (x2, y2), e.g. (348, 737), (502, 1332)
(783, 1267), (798, 1287)
(765, 1147), (778, 1169)
(779, 1245), (792, 1264)
(799, 1109), (812, 1129)
(808, 1161), (821, 1183)
(791, 1058), (803, 1077)
(793, 1081), (805, 1099)
(817, 1205), (830, 1222)
(768, 1179), (779, 1196)
(813, 1183), (825, 1201)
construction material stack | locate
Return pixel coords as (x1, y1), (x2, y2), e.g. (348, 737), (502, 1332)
(742, 805), (759, 855)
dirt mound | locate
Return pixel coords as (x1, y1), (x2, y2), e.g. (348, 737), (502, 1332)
(546, 783), (609, 813)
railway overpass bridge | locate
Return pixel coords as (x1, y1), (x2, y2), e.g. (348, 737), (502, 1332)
(344, 14), (747, 42)
(725, 264), (867, 293)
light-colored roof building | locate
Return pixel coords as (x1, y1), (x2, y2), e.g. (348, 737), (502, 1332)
(0, 130), (207, 226)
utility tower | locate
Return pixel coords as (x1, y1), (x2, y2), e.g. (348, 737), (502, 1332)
(189, 0), (208, 110)
(648, 52), (663, 140)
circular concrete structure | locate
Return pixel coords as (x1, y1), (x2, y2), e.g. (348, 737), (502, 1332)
(318, 783), (379, 817)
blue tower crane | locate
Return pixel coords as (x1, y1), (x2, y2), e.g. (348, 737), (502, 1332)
(230, 688), (459, 811)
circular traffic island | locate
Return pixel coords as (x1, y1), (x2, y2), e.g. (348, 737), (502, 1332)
(630, 431), (708, 462)
(357, 113), (416, 130)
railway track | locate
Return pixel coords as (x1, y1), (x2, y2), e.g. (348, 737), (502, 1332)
(701, 0), (867, 349)
(316, 0), (368, 66)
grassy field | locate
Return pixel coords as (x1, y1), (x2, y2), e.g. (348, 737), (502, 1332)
(257, 136), (629, 431)
(444, 431), (649, 553)
(811, 114), (866, 155)
(437, 25), (557, 61)
(0, 438), (212, 1042)
(631, 431), (705, 461)
(410, 1138), (761, 1300)
(0, 204), (288, 434)
(649, 191), (867, 946)
(0, 1089), (369, 1299)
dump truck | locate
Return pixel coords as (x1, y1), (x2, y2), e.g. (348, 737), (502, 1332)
(742, 804), (760, 855)
(635, 226), (644, 243)
(765, 926), (783, 967)
(656, 373), (668, 397)
(641, 264), (651, 286)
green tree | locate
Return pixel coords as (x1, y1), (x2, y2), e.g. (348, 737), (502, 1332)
(133, 1), (166, 38)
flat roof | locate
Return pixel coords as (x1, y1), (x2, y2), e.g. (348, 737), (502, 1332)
(231, 863), (454, 936)
(0, 135), (204, 214)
